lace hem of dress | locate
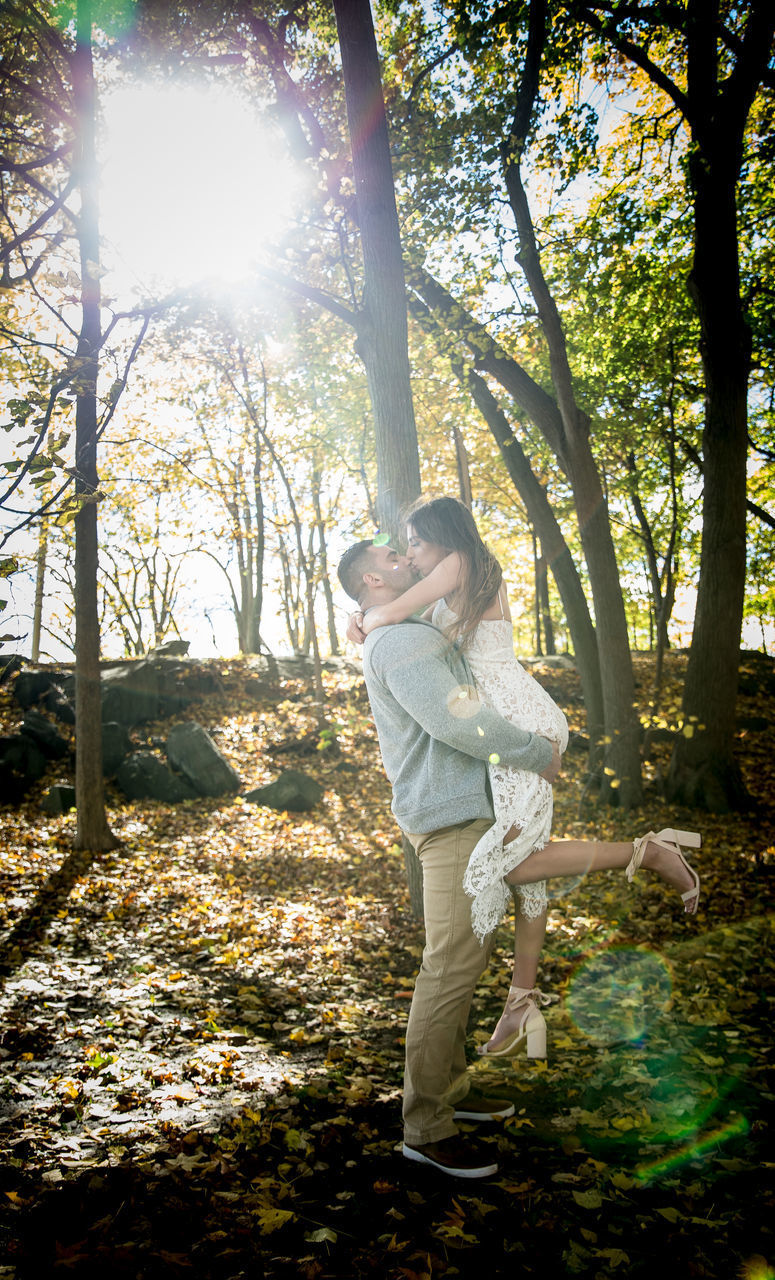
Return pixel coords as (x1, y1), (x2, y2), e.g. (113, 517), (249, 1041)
(463, 819), (548, 942)
(513, 880), (548, 919)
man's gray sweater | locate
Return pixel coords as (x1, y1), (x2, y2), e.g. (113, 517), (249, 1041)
(363, 619), (553, 835)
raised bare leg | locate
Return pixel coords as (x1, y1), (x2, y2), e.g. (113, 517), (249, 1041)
(505, 832), (701, 913)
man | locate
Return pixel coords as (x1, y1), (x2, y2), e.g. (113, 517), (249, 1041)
(337, 538), (561, 1179)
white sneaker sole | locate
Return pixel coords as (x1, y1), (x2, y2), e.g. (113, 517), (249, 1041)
(453, 1103), (515, 1121)
(402, 1143), (498, 1178)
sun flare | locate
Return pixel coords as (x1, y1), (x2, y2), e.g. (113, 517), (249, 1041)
(101, 83), (299, 290)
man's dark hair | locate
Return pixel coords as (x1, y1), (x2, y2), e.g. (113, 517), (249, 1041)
(337, 539), (376, 603)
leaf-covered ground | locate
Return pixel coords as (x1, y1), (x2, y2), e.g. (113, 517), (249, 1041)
(1, 653), (774, 1279)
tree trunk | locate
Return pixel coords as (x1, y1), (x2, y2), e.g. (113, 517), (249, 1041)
(332, 0), (421, 535)
(436, 341), (605, 764)
(247, 362), (266, 653)
(498, 0), (640, 804)
(667, 5), (755, 808)
(537, 544), (555, 655)
(532, 530), (542, 654)
(626, 449), (677, 707)
(244, 440), (264, 653)
(568, 0), (773, 806)
(333, 0), (424, 914)
(452, 423), (473, 509)
(31, 515), (48, 662)
(563, 438), (642, 803)
(312, 478), (340, 656)
(71, 0), (117, 852)
(408, 277), (609, 758)
(667, 170), (750, 806)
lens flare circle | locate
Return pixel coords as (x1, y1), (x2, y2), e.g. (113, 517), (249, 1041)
(636, 1115), (750, 1184)
(566, 945), (674, 1045)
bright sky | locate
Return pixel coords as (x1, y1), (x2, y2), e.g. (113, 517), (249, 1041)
(100, 83), (300, 291)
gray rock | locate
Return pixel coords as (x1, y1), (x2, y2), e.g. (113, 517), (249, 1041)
(13, 670), (62, 709)
(148, 640), (190, 658)
(244, 769), (324, 812)
(102, 722), (132, 776)
(166, 722), (241, 798)
(116, 751), (198, 803)
(100, 660), (191, 725)
(44, 690), (75, 724)
(522, 654), (576, 670)
(41, 784), (76, 814)
(0, 734), (47, 783)
(20, 710), (69, 759)
(101, 662), (163, 725)
(0, 761), (24, 804)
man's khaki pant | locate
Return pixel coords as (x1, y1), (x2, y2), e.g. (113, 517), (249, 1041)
(402, 818), (495, 1146)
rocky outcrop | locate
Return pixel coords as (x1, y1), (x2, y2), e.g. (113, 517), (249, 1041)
(41, 783), (76, 815)
(20, 710), (68, 760)
(112, 722), (241, 803)
(116, 751), (198, 803)
(13, 669), (71, 711)
(166, 722), (241, 798)
(0, 656), (340, 811)
(244, 769), (324, 812)
(0, 709), (72, 803)
(0, 736), (48, 803)
(100, 660), (192, 726)
(101, 722), (132, 777)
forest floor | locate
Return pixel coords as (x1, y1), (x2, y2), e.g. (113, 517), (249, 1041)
(0, 651), (774, 1279)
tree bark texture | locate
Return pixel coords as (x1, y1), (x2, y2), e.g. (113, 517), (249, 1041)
(536, 540), (555, 655)
(570, 0), (773, 805)
(666, 0), (770, 809)
(312, 477), (340, 656)
(501, 0), (641, 804)
(333, 0), (421, 536)
(408, 277), (606, 766)
(71, 0), (117, 851)
(31, 516), (48, 662)
(245, 421), (265, 653)
(667, 154), (750, 806)
(459, 362), (605, 762)
(532, 531), (542, 654)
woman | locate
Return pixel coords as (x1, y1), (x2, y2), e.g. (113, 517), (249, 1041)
(351, 497), (700, 1058)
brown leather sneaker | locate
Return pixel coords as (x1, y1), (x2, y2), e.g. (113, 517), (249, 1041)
(453, 1090), (516, 1121)
(402, 1136), (498, 1178)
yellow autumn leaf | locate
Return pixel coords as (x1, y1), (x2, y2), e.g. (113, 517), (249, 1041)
(572, 1189), (603, 1209)
(656, 1206), (680, 1222)
(255, 1207), (295, 1234)
(596, 1248), (630, 1267)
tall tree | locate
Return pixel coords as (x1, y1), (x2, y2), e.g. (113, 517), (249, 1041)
(71, 0), (117, 849)
(499, 0), (641, 798)
(1, 0), (121, 847)
(567, 1), (775, 807)
(332, 0), (421, 533)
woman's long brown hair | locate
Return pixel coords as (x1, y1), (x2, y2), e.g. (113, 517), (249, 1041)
(402, 496), (503, 647)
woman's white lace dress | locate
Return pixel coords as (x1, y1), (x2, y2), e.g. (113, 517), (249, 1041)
(432, 600), (569, 942)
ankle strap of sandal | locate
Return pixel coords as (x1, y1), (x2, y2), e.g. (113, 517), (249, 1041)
(507, 985), (556, 1007)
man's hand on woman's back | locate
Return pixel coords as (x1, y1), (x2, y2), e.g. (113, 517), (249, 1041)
(539, 740), (562, 784)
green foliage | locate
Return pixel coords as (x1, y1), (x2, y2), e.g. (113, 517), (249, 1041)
(1, 0), (772, 667)
(50, 0), (137, 38)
